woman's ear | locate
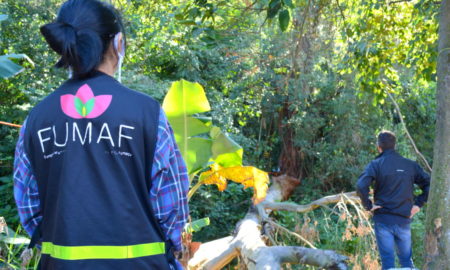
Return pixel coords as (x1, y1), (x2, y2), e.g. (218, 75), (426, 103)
(114, 32), (125, 58)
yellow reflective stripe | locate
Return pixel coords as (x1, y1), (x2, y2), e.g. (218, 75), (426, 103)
(41, 242), (165, 260)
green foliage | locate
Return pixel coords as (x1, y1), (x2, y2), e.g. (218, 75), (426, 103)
(268, 0), (282, 19)
(184, 217), (210, 234)
(189, 182), (252, 241)
(162, 80), (243, 174)
(0, 224), (40, 270)
(0, 176), (17, 227)
(0, 15), (34, 79)
(210, 126), (243, 168)
(0, 0), (439, 268)
(0, 226), (29, 245)
(0, 2), (65, 230)
(162, 80), (213, 173)
(341, 0), (438, 102)
(278, 9), (290, 32)
(0, 54), (32, 79)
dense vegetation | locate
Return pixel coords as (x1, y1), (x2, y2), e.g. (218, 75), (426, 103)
(0, 0), (439, 269)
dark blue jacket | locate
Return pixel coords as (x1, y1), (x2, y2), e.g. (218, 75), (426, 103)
(356, 149), (430, 224)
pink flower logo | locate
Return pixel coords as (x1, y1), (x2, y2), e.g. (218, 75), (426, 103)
(60, 84), (112, 119)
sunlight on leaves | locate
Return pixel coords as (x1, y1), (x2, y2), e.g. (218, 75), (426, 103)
(199, 164), (270, 204)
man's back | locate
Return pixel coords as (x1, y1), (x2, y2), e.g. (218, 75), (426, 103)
(357, 149), (430, 224)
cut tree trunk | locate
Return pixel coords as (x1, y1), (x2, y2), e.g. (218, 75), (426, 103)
(424, 0), (450, 268)
(187, 175), (349, 269)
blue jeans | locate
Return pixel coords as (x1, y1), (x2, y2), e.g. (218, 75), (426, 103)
(374, 222), (414, 270)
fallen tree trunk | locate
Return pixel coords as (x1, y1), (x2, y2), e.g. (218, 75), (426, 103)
(188, 175), (351, 269)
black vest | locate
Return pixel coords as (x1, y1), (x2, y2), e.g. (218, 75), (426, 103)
(24, 71), (172, 269)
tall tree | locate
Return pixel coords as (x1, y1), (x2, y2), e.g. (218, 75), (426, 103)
(424, 0), (450, 268)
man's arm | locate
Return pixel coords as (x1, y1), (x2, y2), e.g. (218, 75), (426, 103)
(13, 120), (42, 237)
(150, 108), (189, 253)
(356, 161), (376, 211)
(414, 163), (431, 208)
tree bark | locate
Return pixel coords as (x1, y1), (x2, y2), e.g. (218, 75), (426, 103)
(424, 0), (450, 268)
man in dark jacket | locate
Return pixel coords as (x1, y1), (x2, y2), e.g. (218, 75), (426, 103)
(356, 131), (430, 270)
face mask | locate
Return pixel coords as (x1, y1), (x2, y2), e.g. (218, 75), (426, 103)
(114, 32), (125, 82)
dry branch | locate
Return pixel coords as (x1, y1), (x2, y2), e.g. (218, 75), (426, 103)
(255, 246), (348, 269)
(261, 191), (360, 213)
(188, 175), (349, 269)
(385, 89), (432, 172)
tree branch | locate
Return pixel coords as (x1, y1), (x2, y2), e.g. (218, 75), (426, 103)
(389, 0), (412, 4)
(261, 192), (360, 213)
(385, 90), (433, 172)
(256, 246), (348, 270)
(187, 236), (237, 270)
(188, 176), (349, 269)
(335, 0), (346, 21)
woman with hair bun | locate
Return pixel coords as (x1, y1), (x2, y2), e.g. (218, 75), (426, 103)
(13, 0), (189, 269)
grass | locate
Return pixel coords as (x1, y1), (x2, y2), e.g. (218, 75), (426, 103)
(0, 222), (40, 270)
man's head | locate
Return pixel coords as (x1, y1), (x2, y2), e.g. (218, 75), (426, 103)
(377, 130), (396, 153)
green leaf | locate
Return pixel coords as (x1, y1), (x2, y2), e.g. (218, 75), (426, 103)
(179, 137), (213, 174)
(269, 0), (282, 9)
(163, 80), (213, 174)
(282, 0), (295, 8)
(170, 116), (212, 173)
(2, 53), (34, 64)
(0, 175), (11, 184)
(267, 0), (282, 19)
(162, 80), (244, 173)
(184, 217), (210, 233)
(0, 226), (30, 245)
(0, 235), (30, 245)
(85, 98), (95, 116)
(162, 80), (210, 117)
(179, 20), (197, 26)
(0, 54), (34, 79)
(74, 97), (84, 116)
(0, 56), (23, 79)
(279, 9), (290, 32)
(174, 13), (185, 20)
(170, 116), (211, 138)
(210, 126), (243, 167)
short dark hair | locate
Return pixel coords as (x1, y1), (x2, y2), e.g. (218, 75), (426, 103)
(377, 130), (396, 151)
(40, 0), (125, 79)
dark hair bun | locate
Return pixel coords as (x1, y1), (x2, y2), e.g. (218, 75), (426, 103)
(40, 0), (124, 79)
(40, 22), (77, 56)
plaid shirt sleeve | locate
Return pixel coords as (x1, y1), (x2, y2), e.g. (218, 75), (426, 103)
(150, 108), (189, 254)
(13, 119), (42, 237)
